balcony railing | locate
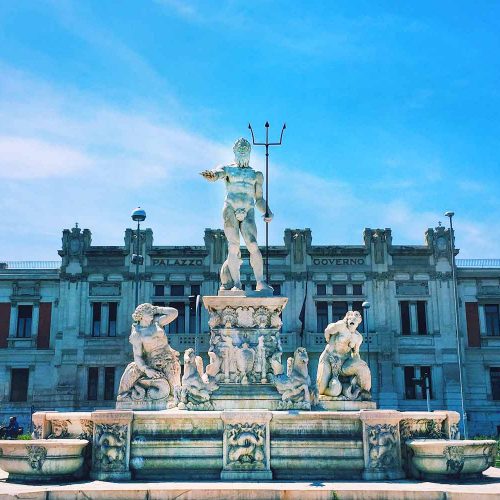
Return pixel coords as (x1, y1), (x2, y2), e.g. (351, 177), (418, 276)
(456, 259), (500, 268)
(0, 261), (61, 270)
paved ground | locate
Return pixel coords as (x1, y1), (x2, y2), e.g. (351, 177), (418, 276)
(0, 468), (499, 499)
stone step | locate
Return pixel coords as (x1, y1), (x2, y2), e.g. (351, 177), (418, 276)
(212, 383), (281, 399)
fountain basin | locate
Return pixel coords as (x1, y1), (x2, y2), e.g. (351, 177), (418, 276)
(0, 439), (88, 483)
(407, 439), (497, 480)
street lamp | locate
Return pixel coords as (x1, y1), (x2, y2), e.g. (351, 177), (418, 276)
(131, 207), (146, 308)
(444, 210), (468, 438)
(362, 301), (371, 371)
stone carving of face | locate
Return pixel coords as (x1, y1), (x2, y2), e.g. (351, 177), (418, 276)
(344, 311), (362, 332)
(233, 138), (251, 167)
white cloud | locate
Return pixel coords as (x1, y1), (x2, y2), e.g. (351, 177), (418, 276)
(0, 136), (90, 179)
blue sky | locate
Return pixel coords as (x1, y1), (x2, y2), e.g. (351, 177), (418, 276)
(0, 1), (499, 259)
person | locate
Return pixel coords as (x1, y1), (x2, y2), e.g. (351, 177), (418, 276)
(201, 137), (273, 292)
(117, 303), (181, 403)
(0, 416), (21, 439)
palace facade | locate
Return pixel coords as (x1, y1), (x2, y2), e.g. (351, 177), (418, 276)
(0, 225), (499, 436)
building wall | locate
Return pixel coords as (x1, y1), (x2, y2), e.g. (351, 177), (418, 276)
(0, 224), (499, 436)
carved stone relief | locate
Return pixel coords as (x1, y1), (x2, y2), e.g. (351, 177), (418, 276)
(48, 419), (70, 439)
(444, 445), (465, 474)
(26, 445), (47, 471)
(400, 419), (444, 441)
(225, 423), (266, 470)
(366, 424), (398, 469)
(93, 424), (128, 471)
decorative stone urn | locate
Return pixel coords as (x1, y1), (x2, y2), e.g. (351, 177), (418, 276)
(407, 439), (497, 480)
(0, 439), (88, 483)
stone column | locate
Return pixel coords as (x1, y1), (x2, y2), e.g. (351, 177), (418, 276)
(410, 303), (418, 334)
(360, 410), (405, 480)
(8, 304), (17, 337)
(221, 410), (272, 481)
(479, 304), (486, 335)
(31, 303), (40, 342)
(101, 303), (109, 337)
(90, 410), (133, 481)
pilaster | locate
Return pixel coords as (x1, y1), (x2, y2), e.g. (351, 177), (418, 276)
(90, 410), (133, 481)
(221, 410), (272, 481)
(360, 410), (405, 480)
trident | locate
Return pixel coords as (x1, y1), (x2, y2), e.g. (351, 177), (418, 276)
(248, 121), (286, 284)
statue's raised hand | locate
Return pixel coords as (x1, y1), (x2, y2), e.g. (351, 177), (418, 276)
(263, 211), (274, 223)
(200, 170), (218, 182)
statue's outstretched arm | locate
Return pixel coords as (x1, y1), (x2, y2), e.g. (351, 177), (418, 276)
(255, 171), (273, 220)
(200, 166), (226, 182)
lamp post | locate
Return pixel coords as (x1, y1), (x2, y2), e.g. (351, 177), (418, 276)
(444, 210), (468, 438)
(362, 301), (371, 371)
(131, 207), (146, 308)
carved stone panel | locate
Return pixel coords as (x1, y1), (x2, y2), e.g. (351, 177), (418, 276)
(90, 411), (133, 481)
(221, 411), (272, 480)
(360, 410), (404, 480)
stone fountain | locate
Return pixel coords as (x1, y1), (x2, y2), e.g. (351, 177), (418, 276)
(0, 137), (496, 484)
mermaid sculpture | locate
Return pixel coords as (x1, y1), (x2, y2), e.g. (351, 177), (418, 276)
(116, 303), (181, 408)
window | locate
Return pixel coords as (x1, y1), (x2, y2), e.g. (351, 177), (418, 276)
(485, 305), (500, 336)
(154, 284), (165, 297)
(353, 301), (364, 316)
(87, 367), (98, 400)
(316, 302), (328, 332)
(420, 366), (433, 399)
(491, 368), (500, 401)
(400, 301), (411, 335)
(108, 303), (117, 337)
(416, 301), (428, 335)
(404, 366), (433, 400)
(189, 302), (197, 333)
(10, 368), (29, 402)
(169, 302), (185, 333)
(16, 305), (33, 338)
(317, 284), (327, 295)
(170, 285), (184, 296)
(352, 284), (363, 295)
(332, 302), (348, 322)
(190, 284), (201, 296)
(92, 303), (101, 337)
(332, 284), (347, 295)
(272, 284), (282, 296)
(404, 366), (416, 399)
(104, 367), (115, 401)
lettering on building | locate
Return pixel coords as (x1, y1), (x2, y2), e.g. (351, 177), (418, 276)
(312, 258), (366, 266)
(152, 258), (204, 267)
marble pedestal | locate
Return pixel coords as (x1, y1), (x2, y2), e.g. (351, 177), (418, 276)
(202, 295), (288, 406)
